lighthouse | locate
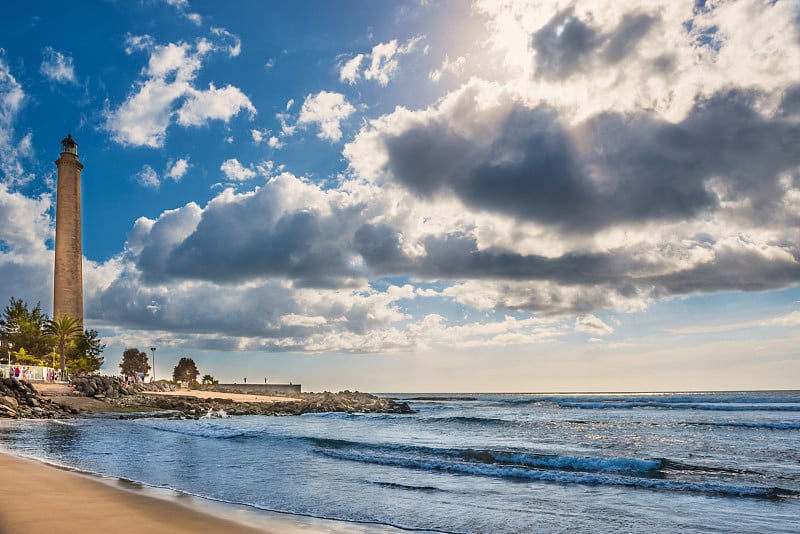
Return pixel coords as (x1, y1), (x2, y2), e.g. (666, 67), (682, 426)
(53, 133), (84, 327)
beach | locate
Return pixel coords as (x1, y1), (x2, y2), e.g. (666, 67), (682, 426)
(0, 452), (274, 534)
(0, 451), (399, 534)
(1, 391), (798, 532)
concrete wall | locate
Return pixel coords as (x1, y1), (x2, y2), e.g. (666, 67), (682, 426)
(212, 383), (301, 395)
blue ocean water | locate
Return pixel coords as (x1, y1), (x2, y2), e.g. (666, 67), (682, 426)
(1, 391), (799, 533)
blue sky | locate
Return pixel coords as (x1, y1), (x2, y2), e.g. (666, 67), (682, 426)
(1, 0), (798, 391)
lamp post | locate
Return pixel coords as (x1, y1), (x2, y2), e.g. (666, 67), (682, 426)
(150, 347), (156, 381)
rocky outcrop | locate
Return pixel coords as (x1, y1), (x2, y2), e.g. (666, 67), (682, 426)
(71, 376), (177, 398)
(2, 375), (415, 419)
(0, 378), (65, 418)
(115, 390), (416, 419)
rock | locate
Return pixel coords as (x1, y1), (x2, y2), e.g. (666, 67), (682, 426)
(0, 395), (19, 410)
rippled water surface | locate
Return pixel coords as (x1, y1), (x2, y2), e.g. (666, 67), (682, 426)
(1, 391), (799, 533)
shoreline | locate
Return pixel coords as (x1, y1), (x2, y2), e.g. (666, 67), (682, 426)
(0, 448), (406, 534)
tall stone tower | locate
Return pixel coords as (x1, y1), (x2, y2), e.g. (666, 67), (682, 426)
(53, 134), (84, 327)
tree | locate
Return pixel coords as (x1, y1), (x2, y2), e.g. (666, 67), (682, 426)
(13, 347), (44, 366)
(201, 374), (218, 385)
(45, 315), (83, 375)
(1, 298), (52, 359)
(173, 357), (199, 384)
(120, 348), (150, 376)
(67, 329), (106, 374)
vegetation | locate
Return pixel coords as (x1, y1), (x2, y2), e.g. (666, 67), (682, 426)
(119, 348), (150, 376)
(13, 347), (44, 366)
(201, 374), (218, 385)
(45, 315), (83, 374)
(67, 329), (106, 374)
(0, 297), (105, 374)
(173, 357), (199, 384)
(0, 298), (52, 359)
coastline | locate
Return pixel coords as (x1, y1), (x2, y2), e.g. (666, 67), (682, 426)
(0, 450), (404, 534)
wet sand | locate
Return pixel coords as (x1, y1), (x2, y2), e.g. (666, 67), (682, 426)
(0, 452), (274, 534)
(0, 452), (399, 534)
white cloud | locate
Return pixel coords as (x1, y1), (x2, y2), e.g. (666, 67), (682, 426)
(340, 35), (424, 86)
(177, 83), (255, 126)
(40, 47), (77, 84)
(251, 128), (283, 148)
(105, 33), (253, 147)
(165, 158), (189, 181)
(251, 128), (268, 144)
(429, 54), (466, 82)
(220, 158), (257, 181)
(339, 54), (364, 84)
(265, 58), (275, 68)
(134, 165), (160, 188)
(210, 27), (242, 57)
(164, 0), (202, 26)
(185, 13), (202, 25)
(0, 54), (33, 187)
(297, 91), (355, 142)
(575, 314), (615, 336)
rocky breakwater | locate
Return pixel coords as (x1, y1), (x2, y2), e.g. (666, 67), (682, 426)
(122, 389), (416, 419)
(0, 378), (65, 418)
(70, 376), (175, 399)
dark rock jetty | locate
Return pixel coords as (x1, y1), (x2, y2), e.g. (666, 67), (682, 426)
(0, 378), (63, 418)
(1, 375), (415, 419)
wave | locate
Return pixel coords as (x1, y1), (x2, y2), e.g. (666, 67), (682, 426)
(487, 393), (800, 405)
(684, 421), (800, 430)
(309, 438), (752, 476)
(318, 448), (792, 499)
(459, 449), (662, 473)
(555, 401), (800, 411)
(132, 420), (264, 440)
(420, 416), (512, 427)
(310, 438), (798, 499)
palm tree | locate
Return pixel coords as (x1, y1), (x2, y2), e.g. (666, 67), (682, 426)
(45, 315), (82, 375)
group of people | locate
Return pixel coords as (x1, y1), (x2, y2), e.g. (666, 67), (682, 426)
(45, 368), (63, 382)
(122, 372), (146, 385)
(3, 365), (64, 382)
(8, 365), (31, 380)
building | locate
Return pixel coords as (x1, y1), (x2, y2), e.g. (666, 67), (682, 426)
(53, 134), (84, 327)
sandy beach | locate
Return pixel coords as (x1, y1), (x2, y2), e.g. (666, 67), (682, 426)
(0, 451), (398, 534)
(0, 452), (274, 534)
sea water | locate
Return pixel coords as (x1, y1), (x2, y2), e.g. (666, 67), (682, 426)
(1, 391), (799, 533)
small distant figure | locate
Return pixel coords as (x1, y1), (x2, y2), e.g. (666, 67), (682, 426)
(264, 377), (267, 384)
(244, 377), (247, 383)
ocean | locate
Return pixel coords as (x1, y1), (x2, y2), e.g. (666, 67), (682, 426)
(1, 390), (799, 533)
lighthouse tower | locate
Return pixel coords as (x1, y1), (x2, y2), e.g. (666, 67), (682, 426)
(53, 134), (84, 327)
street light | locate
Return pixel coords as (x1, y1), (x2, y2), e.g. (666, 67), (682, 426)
(150, 347), (157, 381)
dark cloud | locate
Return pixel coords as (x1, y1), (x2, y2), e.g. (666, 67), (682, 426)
(353, 222), (411, 272)
(531, 9), (658, 79)
(645, 245), (800, 295)
(134, 183), (364, 288)
(602, 13), (657, 64)
(380, 90), (800, 231)
(531, 8), (600, 79)
(778, 84), (800, 116)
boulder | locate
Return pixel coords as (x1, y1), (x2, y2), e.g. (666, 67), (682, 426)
(0, 395), (19, 409)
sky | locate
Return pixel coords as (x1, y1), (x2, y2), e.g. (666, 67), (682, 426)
(0, 0), (798, 392)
